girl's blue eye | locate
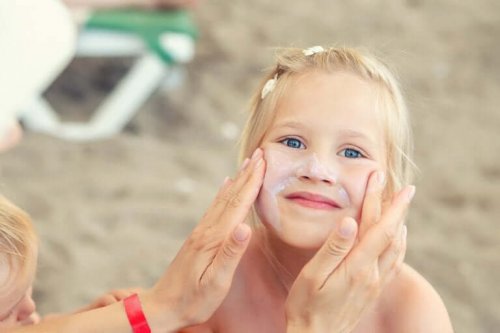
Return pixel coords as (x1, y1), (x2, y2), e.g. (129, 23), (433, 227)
(281, 138), (305, 149)
(341, 148), (363, 158)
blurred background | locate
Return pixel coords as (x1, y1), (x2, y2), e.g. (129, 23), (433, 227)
(1, 1), (499, 332)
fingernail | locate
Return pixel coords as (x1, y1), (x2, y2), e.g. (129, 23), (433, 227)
(254, 157), (264, 169)
(338, 218), (356, 239)
(402, 225), (407, 239)
(239, 158), (250, 172)
(406, 185), (416, 203)
(377, 171), (386, 187)
(222, 176), (231, 186)
(251, 148), (262, 162)
(233, 224), (250, 242)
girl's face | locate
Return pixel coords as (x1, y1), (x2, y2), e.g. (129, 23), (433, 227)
(0, 251), (38, 328)
(256, 71), (387, 249)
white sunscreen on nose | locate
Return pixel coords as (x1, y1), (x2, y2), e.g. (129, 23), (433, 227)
(255, 148), (350, 232)
(296, 153), (338, 184)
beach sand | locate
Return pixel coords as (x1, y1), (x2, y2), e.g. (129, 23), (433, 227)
(1, 1), (499, 332)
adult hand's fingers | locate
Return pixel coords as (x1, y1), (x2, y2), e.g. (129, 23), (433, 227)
(201, 148), (264, 229)
(176, 148), (264, 275)
(301, 217), (358, 289)
(348, 186), (415, 272)
(202, 223), (252, 286)
(147, 150), (263, 329)
(286, 219), (374, 333)
(379, 225), (407, 283)
(109, 288), (141, 301)
(359, 170), (385, 238)
(218, 150), (265, 226)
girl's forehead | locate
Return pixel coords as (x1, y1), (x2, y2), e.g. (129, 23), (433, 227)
(270, 72), (383, 133)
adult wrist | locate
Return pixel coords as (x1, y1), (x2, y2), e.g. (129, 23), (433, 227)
(287, 324), (315, 333)
(286, 313), (326, 333)
(287, 320), (349, 333)
(286, 318), (314, 333)
(138, 290), (184, 333)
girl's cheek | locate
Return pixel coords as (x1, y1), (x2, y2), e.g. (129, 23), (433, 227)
(255, 147), (298, 229)
(348, 169), (376, 219)
(261, 147), (299, 192)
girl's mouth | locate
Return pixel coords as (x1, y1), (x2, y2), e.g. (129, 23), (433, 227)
(285, 191), (341, 210)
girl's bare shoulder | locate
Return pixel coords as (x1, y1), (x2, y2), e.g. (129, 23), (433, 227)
(379, 263), (454, 333)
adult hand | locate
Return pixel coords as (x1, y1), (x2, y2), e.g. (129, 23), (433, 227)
(75, 288), (142, 313)
(141, 149), (265, 331)
(285, 171), (413, 333)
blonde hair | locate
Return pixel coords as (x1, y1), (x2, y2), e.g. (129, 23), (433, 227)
(239, 46), (415, 194)
(0, 195), (37, 276)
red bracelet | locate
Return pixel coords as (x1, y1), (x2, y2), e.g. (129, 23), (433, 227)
(124, 294), (151, 333)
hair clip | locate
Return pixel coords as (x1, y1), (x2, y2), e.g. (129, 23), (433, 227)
(261, 74), (278, 99)
(303, 46), (325, 56)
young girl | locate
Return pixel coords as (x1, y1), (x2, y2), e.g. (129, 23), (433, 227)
(181, 46), (453, 332)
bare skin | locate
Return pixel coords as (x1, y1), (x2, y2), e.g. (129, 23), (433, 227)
(181, 173), (453, 333)
(180, 71), (453, 333)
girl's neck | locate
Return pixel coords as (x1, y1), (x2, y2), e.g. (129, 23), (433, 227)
(255, 228), (318, 294)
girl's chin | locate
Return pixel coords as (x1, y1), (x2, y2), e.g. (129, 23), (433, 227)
(283, 237), (328, 251)
(262, 223), (331, 251)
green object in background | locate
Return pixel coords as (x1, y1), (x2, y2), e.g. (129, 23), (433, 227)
(85, 9), (198, 64)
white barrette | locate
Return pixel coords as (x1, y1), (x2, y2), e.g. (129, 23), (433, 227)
(303, 46), (325, 56)
(261, 74), (278, 99)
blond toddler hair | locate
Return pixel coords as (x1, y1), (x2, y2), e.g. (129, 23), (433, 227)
(0, 195), (37, 281)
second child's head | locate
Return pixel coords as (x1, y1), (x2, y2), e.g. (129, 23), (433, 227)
(0, 196), (38, 328)
(240, 46), (415, 249)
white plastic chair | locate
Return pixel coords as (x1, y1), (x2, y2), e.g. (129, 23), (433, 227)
(21, 9), (197, 141)
(0, 0), (76, 143)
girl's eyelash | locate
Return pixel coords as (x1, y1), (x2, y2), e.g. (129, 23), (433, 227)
(339, 147), (368, 159)
(276, 137), (369, 159)
(279, 137), (306, 149)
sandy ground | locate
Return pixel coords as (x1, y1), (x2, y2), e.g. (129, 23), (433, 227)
(1, 1), (499, 332)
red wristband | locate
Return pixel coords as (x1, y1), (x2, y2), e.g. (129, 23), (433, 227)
(124, 294), (151, 333)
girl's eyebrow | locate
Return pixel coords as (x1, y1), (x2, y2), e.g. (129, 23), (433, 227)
(272, 120), (306, 130)
(337, 129), (379, 150)
(338, 129), (371, 140)
(272, 122), (378, 146)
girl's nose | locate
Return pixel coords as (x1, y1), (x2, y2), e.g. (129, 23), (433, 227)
(16, 293), (36, 322)
(296, 154), (337, 185)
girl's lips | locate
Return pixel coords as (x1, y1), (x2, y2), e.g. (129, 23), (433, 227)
(285, 191), (341, 210)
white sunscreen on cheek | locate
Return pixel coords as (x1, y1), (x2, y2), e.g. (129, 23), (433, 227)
(255, 148), (296, 231)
